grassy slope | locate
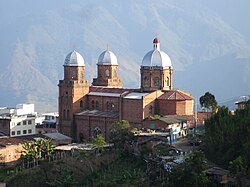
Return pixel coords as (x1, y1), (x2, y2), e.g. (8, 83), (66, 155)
(5, 150), (147, 187)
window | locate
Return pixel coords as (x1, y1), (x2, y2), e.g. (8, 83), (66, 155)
(52, 116), (55, 120)
(63, 109), (66, 120)
(111, 102), (115, 110)
(91, 100), (95, 109)
(28, 120), (32, 125)
(17, 131), (21, 135)
(144, 76), (149, 87)
(28, 129), (32, 134)
(154, 77), (160, 87)
(93, 127), (102, 137)
(107, 101), (110, 110)
(96, 101), (99, 109)
(72, 71), (76, 79)
(149, 105), (153, 114)
(17, 122), (21, 126)
(23, 121), (27, 125)
(67, 110), (70, 120)
(80, 100), (83, 108)
(166, 77), (169, 86)
(23, 130), (27, 134)
(11, 131), (15, 136)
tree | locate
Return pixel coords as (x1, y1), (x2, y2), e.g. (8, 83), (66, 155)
(169, 150), (211, 187)
(199, 92), (218, 112)
(109, 120), (131, 148)
(229, 156), (247, 187)
(22, 138), (55, 161)
(93, 134), (106, 152)
(204, 106), (250, 170)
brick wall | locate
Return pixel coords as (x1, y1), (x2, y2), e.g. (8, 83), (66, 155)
(122, 98), (142, 124)
(75, 115), (118, 141)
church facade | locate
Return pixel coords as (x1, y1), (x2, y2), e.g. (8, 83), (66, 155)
(58, 38), (194, 141)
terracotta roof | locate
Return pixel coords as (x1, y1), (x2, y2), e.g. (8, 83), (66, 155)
(0, 134), (45, 147)
(157, 90), (193, 100)
(75, 109), (119, 118)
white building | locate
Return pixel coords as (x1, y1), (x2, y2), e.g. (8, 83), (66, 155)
(0, 104), (37, 137)
(36, 112), (59, 134)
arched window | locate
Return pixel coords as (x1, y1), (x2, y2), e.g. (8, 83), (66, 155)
(96, 101), (99, 109)
(91, 100), (95, 109)
(80, 71), (84, 78)
(63, 109), (66, 120)
(107, 101), (110, 111)
(166, 77), (169, 86)
(67, 110), (70, 120)
(154, 77), (160, 87)
(144, 76), (149, 87)
(149, 105), (153, 114)
(111, 102), (115, 110)
(93, 127), (102, 137)
(80, 100), (83, 108)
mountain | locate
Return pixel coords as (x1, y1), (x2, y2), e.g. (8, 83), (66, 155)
(0, 0), (249, 113)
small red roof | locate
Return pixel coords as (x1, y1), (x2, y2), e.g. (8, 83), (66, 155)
(153, 37), (160, 43)
(158, 90), (193, 100)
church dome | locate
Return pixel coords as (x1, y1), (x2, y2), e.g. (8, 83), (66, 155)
(64, 50), (85, 66)
(97, 50), (118, 65)
(142, 38), (172, 68)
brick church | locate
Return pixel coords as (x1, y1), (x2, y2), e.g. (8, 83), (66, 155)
(58, 38), (194, 141)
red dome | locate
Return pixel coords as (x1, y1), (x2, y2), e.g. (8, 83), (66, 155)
(153, 37), (160, 43)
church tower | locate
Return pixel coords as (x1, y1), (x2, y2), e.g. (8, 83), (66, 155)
(58, 50), (89, 138)
(92, 49), (122, 88)
(141, 38), (173, 92)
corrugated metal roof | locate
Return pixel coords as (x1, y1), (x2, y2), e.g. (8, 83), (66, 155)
(159, 115), (188, 124)
(89, 86), (132, 94)
(75, 109), (119, 118)
(123, 92), (149, 99)
(88, 92), (122, 97)
(44, 133), (71, 141)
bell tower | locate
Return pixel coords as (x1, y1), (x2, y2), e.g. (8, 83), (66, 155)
(92, 49), (122, 88)
(58, 50), (89, 139)
(141, 38), (173, 92)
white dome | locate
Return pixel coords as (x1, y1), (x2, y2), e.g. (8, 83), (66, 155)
(97, 50), (118, 65)
(64, 50), (85, 66)
(142, 38), (172, 68)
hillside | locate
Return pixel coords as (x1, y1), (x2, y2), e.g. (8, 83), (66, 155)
(0, 0), (249, 112)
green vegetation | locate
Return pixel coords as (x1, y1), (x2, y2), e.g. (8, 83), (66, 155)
(148, 114), (161, 119)
(109, 120), (132, 148)
(92, 134), (106, 152)
(165, 151), (212, 187)
(22, 138), (55, 161)
(204, 106), (250, 178)
(80, 150), (147, 186)
(199, 92), (218, 112)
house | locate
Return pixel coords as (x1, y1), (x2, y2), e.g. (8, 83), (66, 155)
(0, 104), (37, 137)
